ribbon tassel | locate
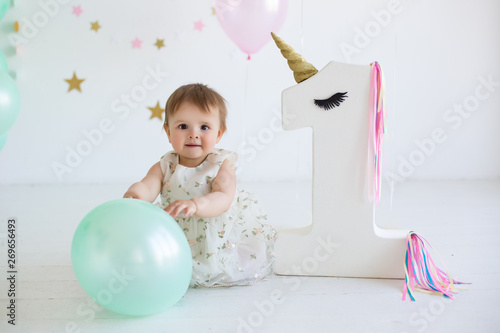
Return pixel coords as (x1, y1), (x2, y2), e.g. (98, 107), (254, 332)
(370, 62), (385, 204)
(369, 64), (467, 301)
(403, 231), (468, 301)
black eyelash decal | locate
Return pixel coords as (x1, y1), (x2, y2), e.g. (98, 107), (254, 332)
(314, 92), (348, 110)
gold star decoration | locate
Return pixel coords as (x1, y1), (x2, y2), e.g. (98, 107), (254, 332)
(148, 101), (164, 120)
(65, 72), (85, 92)
(154, 38), (165, 50)
(90, 21), (101, 32)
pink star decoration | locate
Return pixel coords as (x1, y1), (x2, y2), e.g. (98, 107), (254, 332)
(194, 20), (205, 31)
(131, 37), (143, 49)
(72, 5), (83, 17)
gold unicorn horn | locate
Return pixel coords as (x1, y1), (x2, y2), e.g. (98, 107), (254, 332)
(271, 32), (318, 83)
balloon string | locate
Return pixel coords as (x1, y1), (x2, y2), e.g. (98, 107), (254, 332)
(297, 0), (304, 202)
(300, 0), (304, 52)
(242, 57), (249, 160)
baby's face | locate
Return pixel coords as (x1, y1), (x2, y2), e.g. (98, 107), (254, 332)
(166, 102), (224, 167)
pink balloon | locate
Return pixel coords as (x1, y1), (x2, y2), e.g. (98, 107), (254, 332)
(215, 0), (288, 57)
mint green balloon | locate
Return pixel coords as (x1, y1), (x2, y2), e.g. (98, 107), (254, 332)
(0, 0), (9, 21)
(0, 70), (20, 136)
(71, 199), (192, 316)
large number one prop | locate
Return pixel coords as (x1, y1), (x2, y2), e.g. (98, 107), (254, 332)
(272, 33), (407, 279)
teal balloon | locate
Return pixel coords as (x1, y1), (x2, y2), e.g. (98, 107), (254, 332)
(0, 70), (20, 136)
(0, 132), (6, 151)
(0, 51), (7, 73)
(71, 199), (192, 316)
(0, 0), (9, 21)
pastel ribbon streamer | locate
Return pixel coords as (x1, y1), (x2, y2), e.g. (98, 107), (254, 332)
(370, 62), (386, 204)
(369, 64), (467, 301)
(403, 231), (468, 301)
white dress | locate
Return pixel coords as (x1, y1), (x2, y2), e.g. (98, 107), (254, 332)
(156, 149), (276, 287)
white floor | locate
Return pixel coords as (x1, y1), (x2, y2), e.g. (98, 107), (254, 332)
(0, 180), (499, 333)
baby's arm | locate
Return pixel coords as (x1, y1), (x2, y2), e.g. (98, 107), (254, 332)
(165, 159), (237, 218)
(123, 162), (163, 202)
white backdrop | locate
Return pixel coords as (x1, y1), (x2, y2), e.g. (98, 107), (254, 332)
(0, 0), (499, 184)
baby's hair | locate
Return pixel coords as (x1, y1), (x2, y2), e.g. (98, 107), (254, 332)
(164, 83), (227, 133)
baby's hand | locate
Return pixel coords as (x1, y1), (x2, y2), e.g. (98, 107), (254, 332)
(165, 199), (197, 218)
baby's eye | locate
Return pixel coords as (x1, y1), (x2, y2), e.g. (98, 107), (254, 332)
(178, 124), (188, 129)
(201, 125), (209, 131)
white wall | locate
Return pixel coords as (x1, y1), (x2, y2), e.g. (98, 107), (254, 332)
(0, 0), (499, 184)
